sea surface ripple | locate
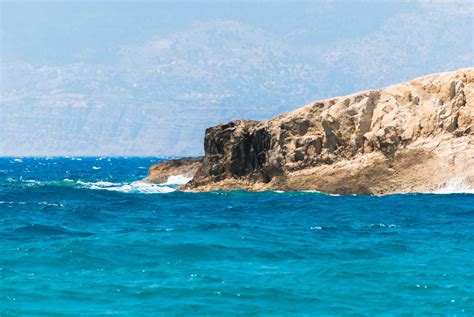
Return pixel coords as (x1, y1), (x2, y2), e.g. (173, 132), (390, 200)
(1, 157), (473, 316)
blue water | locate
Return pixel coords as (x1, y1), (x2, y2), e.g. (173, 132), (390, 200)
(1, 157), (473, 316)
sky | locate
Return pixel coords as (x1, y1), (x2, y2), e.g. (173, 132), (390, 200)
(1, 0), (473, 156)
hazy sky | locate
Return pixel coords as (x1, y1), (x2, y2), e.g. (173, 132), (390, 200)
(1, 1), (473, 156)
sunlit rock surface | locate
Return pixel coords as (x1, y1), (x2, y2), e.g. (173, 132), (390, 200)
(148, 68), (474, 194)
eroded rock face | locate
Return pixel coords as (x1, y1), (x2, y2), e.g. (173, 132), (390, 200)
(149, 68), (474, 194)
(190, 120), (280, 185)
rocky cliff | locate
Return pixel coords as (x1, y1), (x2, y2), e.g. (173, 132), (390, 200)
(147, 68), (474, 194)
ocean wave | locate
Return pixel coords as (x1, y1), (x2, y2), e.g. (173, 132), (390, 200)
(78, 180), (176, 194)
(1, 178), (77, 188)
(0, 201), (27, 205)
(9, 224), (93, 238)
(1, 178), (176, 194)
(4, 175), (473, 195)
(368, 223), (397, 228)
(38, 201), (65, 207)
(302, 190), (341, 196)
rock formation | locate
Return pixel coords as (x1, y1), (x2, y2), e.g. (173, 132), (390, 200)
(145, 157), (203, 184)
(146, 68), (474, 194)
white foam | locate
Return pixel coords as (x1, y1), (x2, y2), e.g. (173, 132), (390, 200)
(84, 181), (115, 187)
(110, 181), (176, 194)
(302, 190), (341, 196)
(92, 166), (101, 170)
(24, 179), (41, 184)
(162, 175), (192, 185)
(79, 180), (176, 194)
(433, 177), (474, 194)
(368, 223), (397, 228)
(38, 201), (64, 207)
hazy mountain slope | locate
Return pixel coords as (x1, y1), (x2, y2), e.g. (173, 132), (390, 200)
(1, 2), (472, 156)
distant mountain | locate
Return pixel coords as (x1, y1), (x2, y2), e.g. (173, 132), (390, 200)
(1, 2), (472, 156)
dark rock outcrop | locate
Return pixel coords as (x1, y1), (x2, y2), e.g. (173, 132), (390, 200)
(190, 120), (280, 185)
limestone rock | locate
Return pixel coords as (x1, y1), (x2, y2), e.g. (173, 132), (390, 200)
(145, 157), (203, 184)
(148, 68), (474, 194)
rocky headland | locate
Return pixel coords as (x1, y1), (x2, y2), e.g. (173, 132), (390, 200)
(146, 68), (474, 194)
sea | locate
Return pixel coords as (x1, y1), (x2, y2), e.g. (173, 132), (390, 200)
(1, 157), (473, 316)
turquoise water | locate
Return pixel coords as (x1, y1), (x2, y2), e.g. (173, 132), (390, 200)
(1, 157), (473, 316)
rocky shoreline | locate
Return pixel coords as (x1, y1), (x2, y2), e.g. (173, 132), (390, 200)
(146, 68), (474, 195)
